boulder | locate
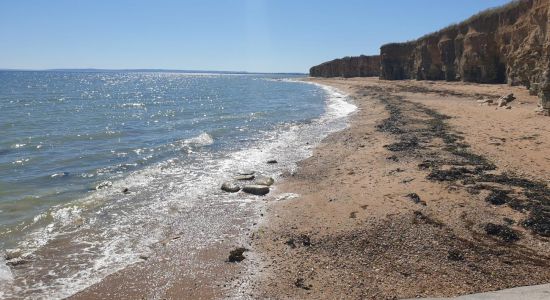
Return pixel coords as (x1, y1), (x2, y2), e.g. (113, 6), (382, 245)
(267, 159), (278, 164)
(254, 176), (274, 186)
(234, 174), (255, 181)
(242, 185), (270, 196)
(221, 182), (240, 193)
(6, 257), (26, 267)
(237, 170), (255, 175)
(4, 249), (22, 261)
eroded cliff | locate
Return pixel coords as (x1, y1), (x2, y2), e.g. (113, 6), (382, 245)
(309, 55), (380, 78)
(380, 0), (550, 111)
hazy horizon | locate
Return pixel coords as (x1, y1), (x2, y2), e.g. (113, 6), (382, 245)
(0, 67), (306, 74)
(1, 0), (511, 73)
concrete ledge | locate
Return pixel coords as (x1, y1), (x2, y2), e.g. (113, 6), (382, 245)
(407, 284), (550, 300)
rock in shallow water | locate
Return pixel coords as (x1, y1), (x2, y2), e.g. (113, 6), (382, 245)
(242, 185), (270, 196)
(6, 257), (27, 267)
(221, 182), (240, 193)
(237, 170), (255, 175)
(254, 176), (274, 186)
(4, 249), (22, 261)
(234, 174), (255, 181)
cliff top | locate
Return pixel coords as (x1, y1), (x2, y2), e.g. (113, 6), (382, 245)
(381, 0), (527, 49)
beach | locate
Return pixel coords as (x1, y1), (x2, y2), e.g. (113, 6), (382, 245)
(243, 78), (550, 299)
(0, 72), (353, 299)
(69, 77), (550, 299)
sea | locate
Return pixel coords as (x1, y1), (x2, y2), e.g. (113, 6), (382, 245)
(0, 70), (355, 298)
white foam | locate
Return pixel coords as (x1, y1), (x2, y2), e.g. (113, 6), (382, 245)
(182, 132), (214, 147)
(275, 193), (300, 201)
(0, 257), (14, 299)
(0, 258), (13, 282)
(120, 102), (145, 108)
(11, 143), (26, 149)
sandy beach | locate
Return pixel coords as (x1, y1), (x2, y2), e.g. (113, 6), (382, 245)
(241, 77), (550, 299)
(69, 77), (550, 299)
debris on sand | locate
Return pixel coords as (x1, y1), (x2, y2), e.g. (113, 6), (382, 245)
(386, 155), (399, 162)
(406, 193), (426, 206)
(227, 247), (248, 262)
(285, 235), (311, 248)
(485, 190), (511, 205)
(375, 94), (550, 238)
(477, 98), (494, 105)
(384, 138), (419, 152)
(447, 249), (464, 261)
(497, 93), (516, 107)
(484, 223), (520, 242)
(523, 206), (550, 237)
(294, 278), (312, 290)
(413, 211), (444, 228)
(285, 238), (297, 249)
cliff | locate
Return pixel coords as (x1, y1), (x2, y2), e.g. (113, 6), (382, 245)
(309, 55), (380, 78)
(379, 0), (550, 112)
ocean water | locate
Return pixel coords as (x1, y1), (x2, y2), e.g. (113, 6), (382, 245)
(0, 71), (355, 298)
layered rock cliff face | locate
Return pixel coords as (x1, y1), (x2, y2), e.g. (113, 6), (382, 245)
(309, 55), (380, 78)
(380, 0), (550, 111)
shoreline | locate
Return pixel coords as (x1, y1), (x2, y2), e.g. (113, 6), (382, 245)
(41, 77), (550, 299)
(65, 79), (357, 299)
(246, 77), (550, 299)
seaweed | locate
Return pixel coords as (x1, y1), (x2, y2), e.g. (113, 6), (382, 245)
(384, 138), (420, 152)
(406, 193), (426, 206)
(371, 88), (550, 238)
(484, 223), (520, 242)
(447, 249), (465, 261)
(427, 167), (474, 182)
(523, 206), (550, 237)
(485, 190), (511, 206)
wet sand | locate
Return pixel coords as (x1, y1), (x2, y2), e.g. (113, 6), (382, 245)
(243, 78), (550, 299)
(71, 77), (549, 299)
(69, 201), (260, 299)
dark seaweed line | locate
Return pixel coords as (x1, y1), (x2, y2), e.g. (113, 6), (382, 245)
(369, 88), (550, 238)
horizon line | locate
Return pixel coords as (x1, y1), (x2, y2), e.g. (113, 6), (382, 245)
(0, 67), (307, 75)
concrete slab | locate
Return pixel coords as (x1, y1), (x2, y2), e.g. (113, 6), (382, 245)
(407, 284), (550, 300)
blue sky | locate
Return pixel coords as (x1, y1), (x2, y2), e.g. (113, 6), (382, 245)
(0, 0), (511, 73)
